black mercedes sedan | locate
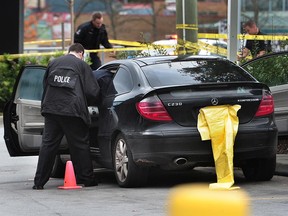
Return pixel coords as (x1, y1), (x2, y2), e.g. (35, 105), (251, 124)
(3, 55), (277, 187)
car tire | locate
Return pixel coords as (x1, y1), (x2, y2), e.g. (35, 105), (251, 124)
(242, 155), (276, 181)
(113, 133), (149, 188)
(50, 155), (65, 178)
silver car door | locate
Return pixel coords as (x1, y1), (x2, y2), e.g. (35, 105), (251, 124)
(13, 66), (45, 152)
(14, 66), (68, 152)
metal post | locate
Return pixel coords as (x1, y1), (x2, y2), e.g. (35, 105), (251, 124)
(19, 0), (24, 53)
(182, 1), (186, 42)
(184, 0), (198, 43)
(227, 0), (240, 62)
(69, 0), (74, 44)
(176, 0), (198, 55)
(61, 22), (65, 50)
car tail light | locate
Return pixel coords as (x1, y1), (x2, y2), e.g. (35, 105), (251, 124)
(255, 91), (274, 117)
(136, 95), (172, 121)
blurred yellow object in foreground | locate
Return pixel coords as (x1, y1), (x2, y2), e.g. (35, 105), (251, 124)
(168, 184), (250, 216)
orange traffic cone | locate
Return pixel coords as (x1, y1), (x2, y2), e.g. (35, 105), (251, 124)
(58, 161), (82, 189)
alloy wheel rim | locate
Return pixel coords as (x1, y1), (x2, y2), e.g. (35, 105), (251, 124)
(115, 138), (128, 182)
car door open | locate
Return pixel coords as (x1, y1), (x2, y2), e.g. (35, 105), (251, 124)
(3, 66), (68, 155)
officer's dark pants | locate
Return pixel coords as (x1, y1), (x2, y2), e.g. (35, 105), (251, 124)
(90, 53), (102, 70)
(34, 114), (95, 187)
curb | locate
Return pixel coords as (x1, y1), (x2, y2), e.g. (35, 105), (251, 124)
(275, 165), (288, 177)
(275, 154), (288, 177)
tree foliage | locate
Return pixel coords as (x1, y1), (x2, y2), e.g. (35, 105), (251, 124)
(0, 53), (64, 112)
(241, 53), (288, 87)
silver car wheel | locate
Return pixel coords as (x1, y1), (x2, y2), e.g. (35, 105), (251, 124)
(115, 138), (129, 183)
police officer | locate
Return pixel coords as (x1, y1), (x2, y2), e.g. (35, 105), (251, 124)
(238, 20), (272, 60)
(74, 11), (114, 70)
(33, 43), (100, 189)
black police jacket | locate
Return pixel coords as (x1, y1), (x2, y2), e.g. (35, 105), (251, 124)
(41, 54), (100, 125)
(74, 21), (112, 51)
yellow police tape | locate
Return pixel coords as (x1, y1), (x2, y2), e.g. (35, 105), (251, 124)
(22, 33), (288, 46)
(1, 32), (287, 60)
(0, 51), (66, 60)
(23, 39), (144, 47)
(176, 24), (199, 30)
(199, 33), (288, 40)
(0, 41), (219, 60)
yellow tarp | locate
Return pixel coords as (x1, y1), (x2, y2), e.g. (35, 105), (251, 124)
(197, 105), (241, 190)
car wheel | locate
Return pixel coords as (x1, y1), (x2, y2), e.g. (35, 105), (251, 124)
(50, 155), (65, 178)
(113, 134), (149, 188)
(242, 155), (276, 181)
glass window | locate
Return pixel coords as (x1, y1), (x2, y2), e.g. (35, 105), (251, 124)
(198, 0), (221, 2)
(16, 67), (45, 100)
(242, 0), (285, 11)
(142, 60), (255, 88)
(259, 1), (269, 11)
(271, 0), (283, 10)
(108, 67), (133, 95)
(242, 0), (268, 11)
(241, 52), (288, 87)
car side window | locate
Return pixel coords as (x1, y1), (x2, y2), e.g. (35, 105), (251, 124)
(15, 67), (45, 101)
(107, 67), (133, 95)
(241, 52), (288, 87)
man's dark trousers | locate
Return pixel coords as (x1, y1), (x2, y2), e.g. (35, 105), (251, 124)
(90, 53), (102, 70)
(34, 114), (95, 187)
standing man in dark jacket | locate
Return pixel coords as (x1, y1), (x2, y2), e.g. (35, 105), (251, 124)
(238, 20), (272, 60)
(74, 11), (113, 70)
(33, 43), (100, 190)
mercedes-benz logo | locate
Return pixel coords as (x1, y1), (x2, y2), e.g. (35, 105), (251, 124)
(211, 98), (219, 105)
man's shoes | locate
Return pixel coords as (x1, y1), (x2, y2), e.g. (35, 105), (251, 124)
(32, 185), (44, 190)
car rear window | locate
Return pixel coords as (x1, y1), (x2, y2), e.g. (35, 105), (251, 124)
(141, 60), (255, 87)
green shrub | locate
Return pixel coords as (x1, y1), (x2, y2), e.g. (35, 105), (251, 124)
(242, 53), (288, 87)
(0, 52), (64, 112)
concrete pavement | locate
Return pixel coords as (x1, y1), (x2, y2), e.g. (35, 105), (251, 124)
(0, 115), (287, 177)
